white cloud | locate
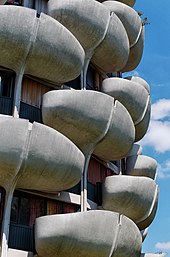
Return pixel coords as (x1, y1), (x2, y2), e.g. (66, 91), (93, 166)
(140, 120), (170, 153)
(140, 98), (170, 153)
(151, 99), (170, 120)
(155, 241), (170, 250)
(157, 160), (170, 179)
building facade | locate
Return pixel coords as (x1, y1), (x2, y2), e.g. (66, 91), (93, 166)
(0, 0), (165, 257)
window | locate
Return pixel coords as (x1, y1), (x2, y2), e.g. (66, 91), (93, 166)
(10, 192), (46, 227)
(65, 75), (81, 90)
(10, 191), (79, 227)
(0, 71), (15, 98)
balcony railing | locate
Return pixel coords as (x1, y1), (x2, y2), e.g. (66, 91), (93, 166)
(0, 96), (13, 115)
(19, 102), (42, 123)
(8, 223), (34, 252)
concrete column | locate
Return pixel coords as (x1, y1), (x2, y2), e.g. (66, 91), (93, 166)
(12, 71), (24, 118)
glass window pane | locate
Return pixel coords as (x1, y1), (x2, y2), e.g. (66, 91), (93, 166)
(19, 197), (30, 226)
(11, 196), (19, 223)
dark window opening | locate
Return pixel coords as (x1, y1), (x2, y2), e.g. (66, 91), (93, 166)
(65, 75), (81, 90)
(0, 70), (15, 115)
(86, 66), (95, 90)
(9, 191), (79, 252)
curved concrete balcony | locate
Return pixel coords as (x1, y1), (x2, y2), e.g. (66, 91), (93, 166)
(126, 155), (157, 179)
(99, 0), (136, 7)
(101, 77), (151, 141)
(0, 115), (84, 192)
(102, 1), (144, 72)
(48, 0), (129, 73)
(35, 210), (142, 257)
(125, 76), (150, 94)
(0, 6), (84, 85)
(102, 175), (159, 230)
(42, 90), (135, 160)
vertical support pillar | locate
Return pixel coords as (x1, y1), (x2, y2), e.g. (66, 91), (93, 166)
(0, 187), (15, 257)
(12, 71), (24, 118)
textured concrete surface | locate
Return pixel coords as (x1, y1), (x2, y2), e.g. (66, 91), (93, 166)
(102, 175), (159, 230)
(0, 6), (84, 85)
(0, 116), (84, 192)
(42, 90), (135, 160)
(35, 210), (142, 257)
(48, 0), (129, 72)
(103, 1), (144, 71)
(101, 77), (151, 141)
(121, 26), (144, 72)
(126, 155), (157, 179)
(103, 1), (141, 46)
(125, 76), (150, 94)
(91, 12), (129, 72)
(93, 100), (135, 160)
(48, 0), (110, 52)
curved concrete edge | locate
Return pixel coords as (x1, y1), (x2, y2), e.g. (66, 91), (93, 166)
(93, 100), (135, 161)
(17, 122), (85, 191)
(0, 6), (85, 85)
(0, 6), (37, 73)
(101, 77), (150, 124)
(48, 0), (110, 51)
(126, 155), (157, 180)
(101, 77), (150, 141)
(137, 186), (159, 230)
(35, 210), (142, 257)
(121, 25), (144, 72)
(42, 90), (135, 160)
(92, 12), (129, 72)
(140, 228), (149, 242)
(42, 90), (114, 155)
(0, 116), (30, 190)
(102, 1), (142, 46)
(135, 101), (151, 142)
(48, 0), (129, 73)
(127, 144), (142, 156)
(125, 76), (150, 94)
(99, 0), (136, 7)
(0, 115), (84, 192)
(102, 175), (159, 230)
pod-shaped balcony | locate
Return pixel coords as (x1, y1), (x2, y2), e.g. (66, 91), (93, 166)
(0, 6), (84, 85)
(42, 90), (135, 160)
(125, 155), (157, 180)
(48, 0), (129, 72)
(0, 116), (84, 192)
(101, 77), (151, 141)
(102, 1), (144, 72)
(35, 210), (142, 257)
(125, 76), (150, 94)
(102, 175), (159, 230)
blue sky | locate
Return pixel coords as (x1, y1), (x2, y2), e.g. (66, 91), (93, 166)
(125, 0), (170, 255)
